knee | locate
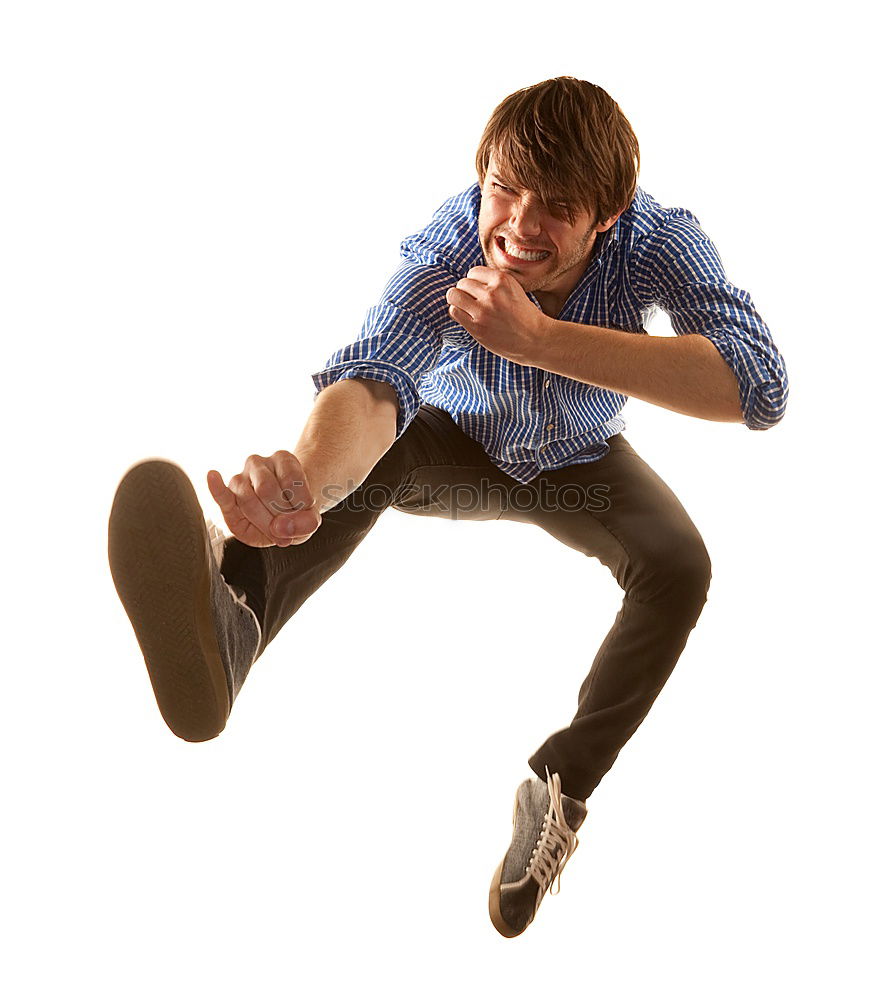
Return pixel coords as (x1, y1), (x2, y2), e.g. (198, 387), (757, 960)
(669, 537), (712, 607)
(681, 541), (712, 603)
(636, 535), (712, 609)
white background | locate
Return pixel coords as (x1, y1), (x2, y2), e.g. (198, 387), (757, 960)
(2, 1), (878, 996)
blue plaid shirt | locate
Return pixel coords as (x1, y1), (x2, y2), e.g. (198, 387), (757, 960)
(312, 183), (789, 485)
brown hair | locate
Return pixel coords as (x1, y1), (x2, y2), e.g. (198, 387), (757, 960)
(475, 77), (640, 228)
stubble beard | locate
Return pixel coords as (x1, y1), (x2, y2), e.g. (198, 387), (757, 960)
(479, 227), (597, 294)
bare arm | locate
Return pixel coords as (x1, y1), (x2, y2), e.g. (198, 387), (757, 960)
(295, 377), (400, 514)
(447, 268), (743, 423)
(207, 377), (400, 547)
(528, 319), (743, 423)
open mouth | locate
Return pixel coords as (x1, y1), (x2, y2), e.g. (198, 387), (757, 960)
(495, 236), (552, 264)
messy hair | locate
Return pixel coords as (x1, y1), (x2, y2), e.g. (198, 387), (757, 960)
(475, 76), (640, 227)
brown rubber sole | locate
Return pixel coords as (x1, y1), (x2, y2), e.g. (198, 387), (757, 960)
(108, 459), (230, 742)
(488, 794), (523, 938)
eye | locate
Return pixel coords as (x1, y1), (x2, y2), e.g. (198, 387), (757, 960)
(491, 181), (513, 193)
(548, 202), (575, 223)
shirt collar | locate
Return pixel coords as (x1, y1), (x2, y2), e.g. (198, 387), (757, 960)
(589, 225), (617, 266)
(609, 214), (623, 245)
(599, 216), (622, 256)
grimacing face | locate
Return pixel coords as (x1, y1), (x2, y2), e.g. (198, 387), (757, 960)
(477, 153), (621, 304)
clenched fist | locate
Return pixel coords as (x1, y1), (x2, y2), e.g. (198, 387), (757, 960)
(207, 451), (322, 548)
(445, 265), (549, 363)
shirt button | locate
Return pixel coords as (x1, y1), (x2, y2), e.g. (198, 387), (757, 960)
(544, 380), (550, 387)
(546, 422), (555, 430)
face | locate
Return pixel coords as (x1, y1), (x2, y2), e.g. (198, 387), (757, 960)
(478, 153), (619, 303)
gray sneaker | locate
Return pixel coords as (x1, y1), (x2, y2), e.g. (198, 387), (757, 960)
(489, 767), (587, 937)
(108, 459), (262, 742)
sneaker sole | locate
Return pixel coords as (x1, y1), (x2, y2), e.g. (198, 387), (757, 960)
(488, 794), (526, 938)
(108, 458), (231, 742)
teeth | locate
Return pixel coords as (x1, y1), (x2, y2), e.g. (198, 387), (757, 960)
(503, 238), (550, 262)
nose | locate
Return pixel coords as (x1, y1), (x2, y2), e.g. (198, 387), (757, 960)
(509, 195), (543, 240)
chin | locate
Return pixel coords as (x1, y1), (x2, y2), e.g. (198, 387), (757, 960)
(509, 273), (539, 292)
(494, 246), (551, 279)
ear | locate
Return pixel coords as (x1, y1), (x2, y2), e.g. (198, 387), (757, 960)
(594, 206), (625, 233)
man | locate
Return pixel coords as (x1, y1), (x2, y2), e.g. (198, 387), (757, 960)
(108, 76), (788, 938)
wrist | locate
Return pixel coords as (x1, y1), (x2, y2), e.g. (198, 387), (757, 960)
(294, 452), (353, 514)
(524, 313), (558, 369)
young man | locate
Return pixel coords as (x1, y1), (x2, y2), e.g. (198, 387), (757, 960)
(108, 77), (788, 938)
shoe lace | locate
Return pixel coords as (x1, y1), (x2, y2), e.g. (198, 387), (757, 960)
(206, 518), (229, 570)
(525, 768), (581, 912)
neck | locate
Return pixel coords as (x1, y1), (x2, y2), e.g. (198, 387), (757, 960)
(532, 233), (605, 319)
(532, 289), (565, 319)
(533, 244), (599, 319)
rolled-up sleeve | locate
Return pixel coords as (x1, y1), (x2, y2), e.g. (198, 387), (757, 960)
(311, 263), (452, 441)
(634, 215), (789, 430)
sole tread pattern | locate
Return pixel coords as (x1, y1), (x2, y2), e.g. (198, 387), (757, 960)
(108, 459), (230, 741)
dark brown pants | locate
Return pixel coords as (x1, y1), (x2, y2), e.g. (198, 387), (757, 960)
(220, 403), (712, 800)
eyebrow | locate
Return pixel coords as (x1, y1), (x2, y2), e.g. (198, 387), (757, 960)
(490, 171), (518, 189)
(490, 172), (571, 209)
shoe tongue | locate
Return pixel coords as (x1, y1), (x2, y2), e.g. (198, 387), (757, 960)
(561, 794), (587, 831)
(524, 779), (585, 830)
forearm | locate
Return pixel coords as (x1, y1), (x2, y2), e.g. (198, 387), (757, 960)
(528, 319), (743, 423)
(295, 378), (399, 514)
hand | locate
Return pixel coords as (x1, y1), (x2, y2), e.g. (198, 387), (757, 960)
(444, 266), (549, 363)
(207, 451), (322, 548)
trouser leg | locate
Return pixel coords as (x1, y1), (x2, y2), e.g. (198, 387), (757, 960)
(219, 403), (503, 664)
(495, 433), (713, 801)
(220, 408), (710, 798)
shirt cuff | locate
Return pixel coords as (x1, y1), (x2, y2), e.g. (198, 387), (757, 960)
(311, 362), (421, 441)
(698, 330), (788, 431)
